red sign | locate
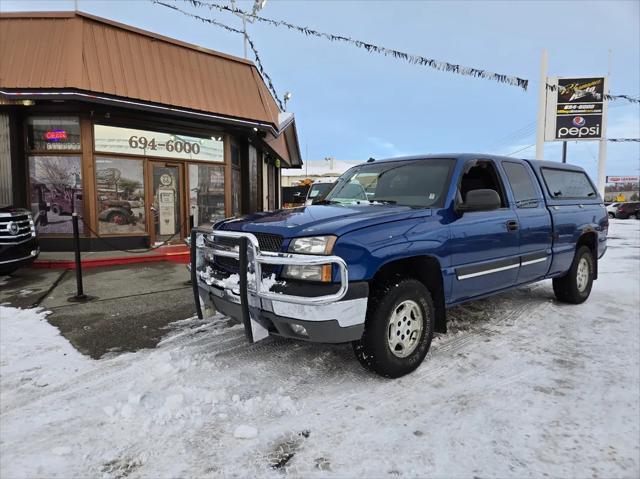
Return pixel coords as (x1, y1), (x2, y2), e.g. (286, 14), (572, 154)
(606, 176), (639, 184)
(44, 129), (68, 142)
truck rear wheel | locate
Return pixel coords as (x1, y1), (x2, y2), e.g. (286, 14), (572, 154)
(352, 278), (434, 378)
(552, 245), (594, 304)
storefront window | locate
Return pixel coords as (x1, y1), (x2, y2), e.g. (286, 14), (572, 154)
(27, 117), (81, 151)
(94, 124), (223, 162)
(95, 157), (146, 235)
(188, 164), (225, 227)
(29, 156), (83, 234)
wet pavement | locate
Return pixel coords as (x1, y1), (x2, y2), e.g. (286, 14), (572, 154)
(0, 263), (197, 359)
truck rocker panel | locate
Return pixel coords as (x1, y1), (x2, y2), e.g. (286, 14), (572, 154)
(191, 154), (608, 378)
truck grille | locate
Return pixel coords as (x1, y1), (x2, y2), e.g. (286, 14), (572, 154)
(211, 233), (283, 275)
(0, 213), (36, 245)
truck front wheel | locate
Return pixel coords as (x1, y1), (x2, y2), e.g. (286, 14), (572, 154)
(552, 246), (594, 304)
(353, 278), (434, 378)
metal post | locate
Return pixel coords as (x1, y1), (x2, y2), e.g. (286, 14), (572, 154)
(562, 141), (567, 163)
(190, 229), (204, 319)
(535, 49), (548, 161)
(67, 212), (93, 302)
(597, 53), (612, 198)
(238, 237), (254, 342)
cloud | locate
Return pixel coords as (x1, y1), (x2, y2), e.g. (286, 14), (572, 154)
(367, 136), (407, 157)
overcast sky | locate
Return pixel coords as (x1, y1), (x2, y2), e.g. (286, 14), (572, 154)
(3, 0), (639, 179)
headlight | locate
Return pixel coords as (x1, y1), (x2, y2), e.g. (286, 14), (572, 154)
(283, 236), (337, 282)
(288, 236), (336, 255)
(281, 264), (331, 282)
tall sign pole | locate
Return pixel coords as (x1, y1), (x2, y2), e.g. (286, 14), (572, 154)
(535, 50), (548, 161)
(597, 50), (612, 198)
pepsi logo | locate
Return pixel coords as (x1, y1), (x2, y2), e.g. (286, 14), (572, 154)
(572, 116), (586, 127)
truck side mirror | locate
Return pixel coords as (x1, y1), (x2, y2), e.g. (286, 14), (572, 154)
(456, 189), (501, 213)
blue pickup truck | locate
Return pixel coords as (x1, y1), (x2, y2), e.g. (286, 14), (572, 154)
(191, 154), (608, 377)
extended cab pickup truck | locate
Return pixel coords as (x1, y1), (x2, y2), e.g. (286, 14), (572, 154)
(191, 154), (608, 377)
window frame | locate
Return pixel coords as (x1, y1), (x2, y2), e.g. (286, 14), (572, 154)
(457, 159), (510, 209)
(501, 161), (541, 209)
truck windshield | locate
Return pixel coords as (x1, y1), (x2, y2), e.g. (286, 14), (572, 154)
(323, 159), (454, 207)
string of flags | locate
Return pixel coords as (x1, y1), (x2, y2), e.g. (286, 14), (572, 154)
(182, 0), (530, 90)
(156, 0), (640, 106)
(153, 1), (284, 110)
(545, 83), (639, 104)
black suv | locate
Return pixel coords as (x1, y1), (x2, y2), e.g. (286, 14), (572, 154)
(615, 202), (640, 220)
(0, 206), (39, 275)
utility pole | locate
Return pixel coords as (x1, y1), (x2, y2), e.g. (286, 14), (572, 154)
(562, 141), (567, 163)
(230, 0), (268, 59)
(535, 49), (548, 161)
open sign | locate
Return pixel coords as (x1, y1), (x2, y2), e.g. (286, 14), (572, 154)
(44, 129), (68, 142)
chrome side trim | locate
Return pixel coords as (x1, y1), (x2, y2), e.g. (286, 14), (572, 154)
(521, 257), (547, 266)
(457, 263), (520, 280)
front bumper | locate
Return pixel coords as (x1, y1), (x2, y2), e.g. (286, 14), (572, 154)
(0, 238), (40, 267)
(190, 229), (368, 343)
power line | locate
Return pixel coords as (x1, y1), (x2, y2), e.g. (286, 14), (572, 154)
(183, 0), (640, 103)
(157, 0), (640, 105)
(507, 144), (535, 157)
(181, 0), (529, 90)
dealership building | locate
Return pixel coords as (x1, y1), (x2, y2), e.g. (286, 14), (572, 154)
(0, 11), (301, 251)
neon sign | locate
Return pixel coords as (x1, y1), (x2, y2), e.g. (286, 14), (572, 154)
(44, 129), (68, 142)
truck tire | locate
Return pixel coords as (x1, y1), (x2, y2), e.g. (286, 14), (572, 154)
(552, 245), (594, 304)
(352, 278), (434, 378)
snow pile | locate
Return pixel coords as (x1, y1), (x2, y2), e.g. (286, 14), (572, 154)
(234, 424), (258, 439)
(1, 220), (638, 478)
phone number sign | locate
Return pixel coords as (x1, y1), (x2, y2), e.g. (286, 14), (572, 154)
(94, 124), (224, 162)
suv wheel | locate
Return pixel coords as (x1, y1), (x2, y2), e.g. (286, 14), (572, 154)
(353, 278), (434, 378)
(608, 212), (615, 219)
(552, 246), (594, 304)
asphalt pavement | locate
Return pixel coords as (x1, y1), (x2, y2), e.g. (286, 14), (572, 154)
(0, 263), (198, 359)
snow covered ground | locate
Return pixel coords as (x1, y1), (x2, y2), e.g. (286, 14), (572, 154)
(1, 220), (639, 478)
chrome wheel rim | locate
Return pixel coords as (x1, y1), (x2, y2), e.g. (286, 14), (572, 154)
(576, 257), (590, 292)
(387, 300), (423, 358)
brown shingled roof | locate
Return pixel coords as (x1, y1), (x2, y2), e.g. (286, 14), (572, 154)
(0, 11), (301, 166)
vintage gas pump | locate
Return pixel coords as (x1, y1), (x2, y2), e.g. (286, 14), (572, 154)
(158, 173), (176, 236)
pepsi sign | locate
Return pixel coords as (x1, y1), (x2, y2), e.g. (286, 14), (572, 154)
(548, 77), (606, 141)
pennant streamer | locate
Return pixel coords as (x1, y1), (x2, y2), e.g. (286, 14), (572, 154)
(156, 1), (640, 105)
(546, 83), (640, 104)
(153, 1), (284, 109)
(608, 138), (640, 142)
(182, 0), (529, 90)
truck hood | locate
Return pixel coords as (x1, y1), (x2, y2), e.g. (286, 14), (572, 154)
(217, 204), (432, 238)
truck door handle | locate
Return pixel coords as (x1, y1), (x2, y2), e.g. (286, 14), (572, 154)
(507, 220), (519, 231)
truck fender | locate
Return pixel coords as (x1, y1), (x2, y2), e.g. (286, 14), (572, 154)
(370, 255), (447, 333)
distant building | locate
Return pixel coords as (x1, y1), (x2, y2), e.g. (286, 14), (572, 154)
(282, 158), (360, 187)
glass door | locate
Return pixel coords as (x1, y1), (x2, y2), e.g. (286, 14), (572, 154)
(149, 162), (183, 245)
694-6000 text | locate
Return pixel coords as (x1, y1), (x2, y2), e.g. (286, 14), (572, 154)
(128, 136), (201, 155)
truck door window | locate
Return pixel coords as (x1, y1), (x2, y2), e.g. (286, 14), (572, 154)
(459, 161), (507, 207)
(503, 162), (539, 208)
